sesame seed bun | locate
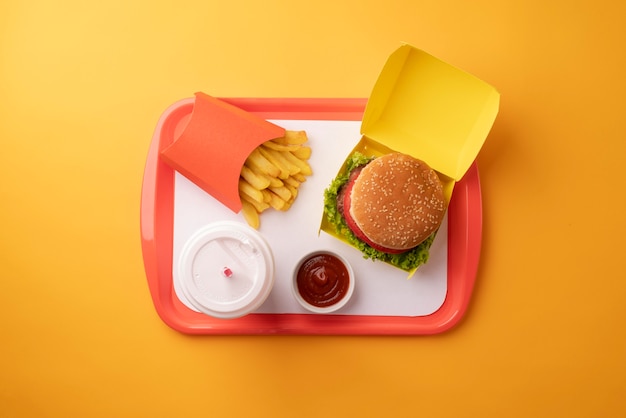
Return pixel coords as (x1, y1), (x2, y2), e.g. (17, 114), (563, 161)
(346, 152), (445, 252)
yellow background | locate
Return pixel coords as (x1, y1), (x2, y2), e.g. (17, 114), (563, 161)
(1, 0), (625, 416)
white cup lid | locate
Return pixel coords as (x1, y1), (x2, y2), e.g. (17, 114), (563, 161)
(177, 221), (274, 319)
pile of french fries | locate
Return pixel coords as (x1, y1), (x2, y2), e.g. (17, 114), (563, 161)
(239, 130), (312, 229)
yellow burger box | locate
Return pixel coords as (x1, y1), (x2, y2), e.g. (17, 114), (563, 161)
(320, 44), (500, 261)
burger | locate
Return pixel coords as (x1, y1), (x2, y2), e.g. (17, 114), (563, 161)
(323, 151), (446, 271)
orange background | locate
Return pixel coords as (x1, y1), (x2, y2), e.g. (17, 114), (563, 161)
(1, 1), (625, 417)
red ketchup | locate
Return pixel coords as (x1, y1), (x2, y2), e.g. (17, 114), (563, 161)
(296, 253), (350, 308)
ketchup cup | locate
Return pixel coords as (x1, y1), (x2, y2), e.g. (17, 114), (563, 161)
(292, 251), (354, 314)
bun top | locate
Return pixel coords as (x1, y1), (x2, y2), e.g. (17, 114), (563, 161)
(348, 152), (445, 251)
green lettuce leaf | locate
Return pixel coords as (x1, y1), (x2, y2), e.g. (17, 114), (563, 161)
(323, 152), (436, 272)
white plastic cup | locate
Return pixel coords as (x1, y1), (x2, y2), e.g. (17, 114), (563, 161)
(177, 221), (275, 319)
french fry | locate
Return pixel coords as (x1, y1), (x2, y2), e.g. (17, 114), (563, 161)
(241, 191), (270, 212)
(238, 178), (264, 203)
(285, 184), (298, 200)
(291, 145), (312, 160)
(262, 140), (300, 152)
(261, 189), (273, 203)
(267, 191), (287, 211)
(267, 176), (284, 188)
(240, 165), (271, 190)
(258, 146), (293, 179)
(246, 148), (280, 178)
(283, 175), (301, 188)
(292, 173), (307, 183)
(238, 129), (312, 228)
(241, 200), (260, 229)
(262, 146), (301, 176)
(279, 199), (293, 212)
(273, 130), (308, 145)
(248, 163), (283, 188)
(283, 150), (313, 176)
(269, 185), (292, 202)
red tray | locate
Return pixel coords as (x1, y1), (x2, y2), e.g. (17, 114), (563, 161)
(140, 98), (482, 335)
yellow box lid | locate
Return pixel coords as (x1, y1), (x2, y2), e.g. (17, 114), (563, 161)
(360, 44), (500, 180)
